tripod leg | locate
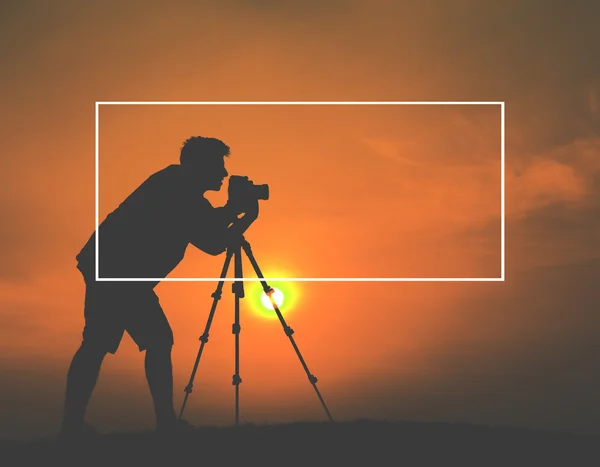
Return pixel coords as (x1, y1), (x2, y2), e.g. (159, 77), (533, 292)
(240, 238), (335, 422)
(179, 249), (234, 421)
(231, 244), (244, 426)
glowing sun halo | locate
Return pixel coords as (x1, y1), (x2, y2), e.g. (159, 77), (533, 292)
(260, 287), (284, 310)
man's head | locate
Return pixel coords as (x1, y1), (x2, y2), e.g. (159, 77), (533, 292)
(180, 136), (230, 191)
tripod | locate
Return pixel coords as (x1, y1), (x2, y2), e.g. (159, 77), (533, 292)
(178, 235), (334, 425)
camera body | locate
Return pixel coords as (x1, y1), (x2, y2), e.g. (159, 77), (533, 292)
(228, 175), (269, 208)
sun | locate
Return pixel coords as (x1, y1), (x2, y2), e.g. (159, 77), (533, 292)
(243, 267), (299, 321)
(260, 287), (284, 310)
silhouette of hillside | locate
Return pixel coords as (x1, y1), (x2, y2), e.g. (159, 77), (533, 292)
(1, 419), (598, 466)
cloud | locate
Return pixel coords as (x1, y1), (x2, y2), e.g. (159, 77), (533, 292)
(352, 111), (600, 276)
(359, 104), (600, 226)
(507, 159), (589, 219)
(507, 137), (600, 217)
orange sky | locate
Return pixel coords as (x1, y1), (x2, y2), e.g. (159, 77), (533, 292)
(1, 0), (599, 439)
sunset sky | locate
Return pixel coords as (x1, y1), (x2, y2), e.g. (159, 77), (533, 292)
(1, 0), (599, 439)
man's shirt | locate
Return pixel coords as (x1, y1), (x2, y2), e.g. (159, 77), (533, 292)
(76, 164), (228, 285)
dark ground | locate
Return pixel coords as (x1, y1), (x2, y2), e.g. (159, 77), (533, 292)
(1, 420), (598, 466)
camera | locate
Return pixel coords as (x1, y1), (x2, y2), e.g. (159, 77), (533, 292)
(228, 175), (269, 206)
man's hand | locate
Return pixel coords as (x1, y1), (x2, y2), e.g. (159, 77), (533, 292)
(224, 198), (258, 223)
(242, 197), (259, 221)
(224, 197), (259, 245)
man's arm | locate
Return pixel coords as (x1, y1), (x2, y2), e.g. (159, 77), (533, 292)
(189, 200), (259, 255)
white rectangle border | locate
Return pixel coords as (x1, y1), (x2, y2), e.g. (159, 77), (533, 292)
(95, 101), (505, 282)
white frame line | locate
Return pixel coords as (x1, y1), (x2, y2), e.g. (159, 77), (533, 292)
(95, 101), (505, 282)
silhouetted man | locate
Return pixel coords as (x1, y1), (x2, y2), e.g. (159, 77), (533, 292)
(60, 136), (258, 439)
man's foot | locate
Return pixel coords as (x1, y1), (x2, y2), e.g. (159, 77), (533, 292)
(57, 423), (99, 444)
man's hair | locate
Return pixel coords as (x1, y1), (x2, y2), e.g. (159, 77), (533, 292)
(180, 136), (230, 166)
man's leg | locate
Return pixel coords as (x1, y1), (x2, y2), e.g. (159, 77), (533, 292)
(61, 277), (123, 434)
(145, 344), (176, 429)
(127, 289), (177, 430)
(61, 342), (107, 432)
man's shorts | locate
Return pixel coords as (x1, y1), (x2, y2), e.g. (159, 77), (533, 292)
(80, 272), (174, 354)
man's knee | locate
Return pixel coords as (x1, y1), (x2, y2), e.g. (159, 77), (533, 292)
(137, 320), (174, 353)
(143, 341), (173, 354)
(78, 340), (110, 361)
